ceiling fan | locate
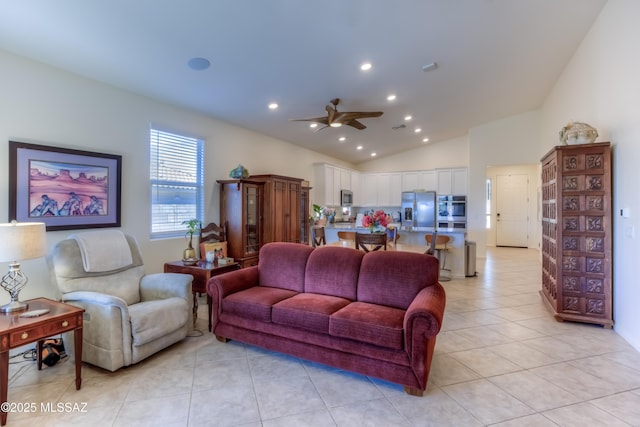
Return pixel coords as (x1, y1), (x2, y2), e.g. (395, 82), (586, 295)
(291, 98), (383, 130)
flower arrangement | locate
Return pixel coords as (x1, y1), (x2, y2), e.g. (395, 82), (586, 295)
(362, 210), (389, 232)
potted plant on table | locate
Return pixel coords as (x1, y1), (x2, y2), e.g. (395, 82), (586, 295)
(182, 218), (201, 263)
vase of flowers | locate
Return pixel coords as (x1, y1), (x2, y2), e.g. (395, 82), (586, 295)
(362, 210), (389, 233)
(322, 207), (336, 224)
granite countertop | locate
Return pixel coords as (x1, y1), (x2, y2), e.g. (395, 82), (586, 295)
(325, 223), (465, 233)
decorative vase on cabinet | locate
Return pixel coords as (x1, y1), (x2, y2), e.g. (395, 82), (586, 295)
(540, 141), (612, 328)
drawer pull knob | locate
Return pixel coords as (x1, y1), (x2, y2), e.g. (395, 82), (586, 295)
(21, 332), (28, 339)
(61, 320), (69, 327)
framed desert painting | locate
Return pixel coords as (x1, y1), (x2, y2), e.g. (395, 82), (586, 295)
(9, 141), (122, 231)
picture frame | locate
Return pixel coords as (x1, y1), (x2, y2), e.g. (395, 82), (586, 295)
(9, 141), (122, 231)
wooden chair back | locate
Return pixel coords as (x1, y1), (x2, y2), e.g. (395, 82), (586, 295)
(311, 226), (326, 247)
(200, 222), (226, 243)
(356, 232), (387, 252)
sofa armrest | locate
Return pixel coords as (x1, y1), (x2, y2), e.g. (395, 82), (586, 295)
(403, 282), (446, 390)
(206, 266), (259, 299)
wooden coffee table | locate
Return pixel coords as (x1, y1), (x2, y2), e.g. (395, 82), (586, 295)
(0, 298), (84, 426)
(164, 259), (240, 331)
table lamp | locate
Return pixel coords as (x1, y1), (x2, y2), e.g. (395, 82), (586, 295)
(0, 220), (46, 312)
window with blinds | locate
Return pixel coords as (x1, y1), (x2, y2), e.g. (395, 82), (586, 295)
(149, 128), (204, 238)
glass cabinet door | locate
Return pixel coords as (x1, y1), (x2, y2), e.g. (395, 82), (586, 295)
(244, 184), (261, 255)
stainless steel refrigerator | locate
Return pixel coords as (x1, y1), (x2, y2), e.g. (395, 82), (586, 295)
(401, 191), (436, 229)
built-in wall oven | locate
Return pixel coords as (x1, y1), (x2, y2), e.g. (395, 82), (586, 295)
(437, 195), (467, 229)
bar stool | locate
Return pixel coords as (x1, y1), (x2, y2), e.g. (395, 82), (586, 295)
(386, 226), (399, 246)
(425, 233), (451, 281)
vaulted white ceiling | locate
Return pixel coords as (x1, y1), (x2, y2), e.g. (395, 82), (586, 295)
(0, 1), (606, 163)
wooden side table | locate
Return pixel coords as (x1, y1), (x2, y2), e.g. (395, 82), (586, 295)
(1, 298), (84, 426)
(164, 260), (240, 331)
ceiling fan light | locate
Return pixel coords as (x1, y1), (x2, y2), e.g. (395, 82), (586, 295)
(330, 122), (342, 128)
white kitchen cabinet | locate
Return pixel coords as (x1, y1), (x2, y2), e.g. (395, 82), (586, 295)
(402, 172), (420, 191)
(389, 173), (402, 205)
(403, 170), (437, 192)
(436, 169), (452, 195)
(340, 168), (351, 191)
(362, 173), (379, 206)
(451, 168), (467, 195)
(436, 168), (467, 195)
(351, 171), (362, 206)
(313, 163), (338, 206)
(420, 171), (437, 191)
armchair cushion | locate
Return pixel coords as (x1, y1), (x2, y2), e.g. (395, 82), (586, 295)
(128, 298), (189, 346)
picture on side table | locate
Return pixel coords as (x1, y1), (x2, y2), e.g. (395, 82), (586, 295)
(9, 141), (122, 231)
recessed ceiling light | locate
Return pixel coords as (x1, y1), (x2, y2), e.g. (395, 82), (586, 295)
(330, 122), (342, 128)
(371, 152), (377, 157)
(356, 145), (363, 150)
(268, 102), (278, 110)
(414, 128), (422, 133)
(309, 123), (318, 128)
(422, 137), (430, 143)
(187, 57), (210, 71)
(338, 137), (346, 142)
(360, 62), (372, 71)
(404, 115), (412, 121)
(387, 94), (396, 101)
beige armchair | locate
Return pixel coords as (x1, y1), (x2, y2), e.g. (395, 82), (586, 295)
(49, 230), (193, 372)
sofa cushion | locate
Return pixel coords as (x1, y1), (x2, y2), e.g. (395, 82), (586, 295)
(329, 302), (406, 350)
(272, 293), (352, 333)
(258, 243), (314, 292)
(357, 251), (439, 310)
(304, 246), (363, 300)
(222, 286), (298, 322)
(128, 297), (189, 346)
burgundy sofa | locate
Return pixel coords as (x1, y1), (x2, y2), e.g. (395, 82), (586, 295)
(207, 242), (446, 396)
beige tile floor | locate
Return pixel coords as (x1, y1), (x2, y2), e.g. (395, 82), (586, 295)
(6, 247), (640, 426)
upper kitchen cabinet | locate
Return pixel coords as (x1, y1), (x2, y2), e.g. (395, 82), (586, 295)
(313, 163), (355, 206)
(351, 171), (362, 206)
(402, 170), (436, 192)
(379, 173), (402, 206)
(362, 173), (379, 206)
(436, 168), (467, 195)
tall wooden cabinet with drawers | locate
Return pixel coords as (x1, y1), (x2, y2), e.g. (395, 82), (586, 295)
(540, 142), (613, 328)
(218, 174), (304, 268)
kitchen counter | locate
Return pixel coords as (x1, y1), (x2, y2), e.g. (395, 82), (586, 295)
(323, 224), (468, 279)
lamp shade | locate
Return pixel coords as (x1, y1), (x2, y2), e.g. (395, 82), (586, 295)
(0, 221), (46, 262)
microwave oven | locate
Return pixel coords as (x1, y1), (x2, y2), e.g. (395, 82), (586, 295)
(340, 190), (353, 206)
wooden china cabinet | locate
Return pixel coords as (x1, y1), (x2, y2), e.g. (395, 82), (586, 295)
(540, 141), (613, 328)
(218, 174), (305, 268)
(218, 178), (263, 268)
(251, 175), (303, 245)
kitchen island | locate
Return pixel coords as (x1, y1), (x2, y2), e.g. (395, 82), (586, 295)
(324, 223), (468, 279)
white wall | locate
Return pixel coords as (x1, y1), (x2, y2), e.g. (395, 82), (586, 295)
(357, 135), (469, 172)
(538, 0), (640, 349)
(0, 50), (341, 305)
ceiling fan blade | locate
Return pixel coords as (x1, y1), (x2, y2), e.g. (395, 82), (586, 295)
(345, 119), (367, 130)
(290, 116), (329, 125)
(338, 111), (383, 121)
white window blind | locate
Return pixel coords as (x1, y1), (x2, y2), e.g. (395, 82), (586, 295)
(150, 128), (204, 238)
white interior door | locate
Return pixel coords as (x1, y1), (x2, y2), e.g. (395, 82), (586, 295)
(496, 174), (529, 247)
